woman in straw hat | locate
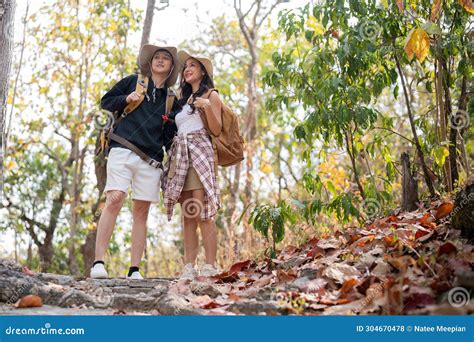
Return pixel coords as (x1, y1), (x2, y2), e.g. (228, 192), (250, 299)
(91, 45), (179, 280)
(161, 51), (222, 279)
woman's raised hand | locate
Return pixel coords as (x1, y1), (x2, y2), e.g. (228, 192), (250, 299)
(194, 97), (211, 110)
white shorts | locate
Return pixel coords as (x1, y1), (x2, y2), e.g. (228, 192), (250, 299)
(104, 147), (162, 203)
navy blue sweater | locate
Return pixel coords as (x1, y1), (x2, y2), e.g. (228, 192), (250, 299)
(100, 74), (178, 161)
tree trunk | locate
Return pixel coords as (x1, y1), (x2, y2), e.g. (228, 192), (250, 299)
(394, 52), (436, 197)
(81, 228), (97, 277)
(68, 140), (80, 276)
(451, 174), (474, 240)
(401, 152), (419, 211)
(345, 130), (366, 200)
(440, 59), (459, 188)
(435, 57), (452, 191)
(235, 0), (283, 257)
(139, 0), (156, 55)
(456, 74), (469, 174)
(0, 0), (15, 156)
(38, 234), (54, 273)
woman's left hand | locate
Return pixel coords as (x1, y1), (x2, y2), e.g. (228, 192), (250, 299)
(194, 97), (211, 110)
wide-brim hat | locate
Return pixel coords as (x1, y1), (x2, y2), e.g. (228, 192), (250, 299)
(177, 50), (214, 80)
(138, 44), (179, 87)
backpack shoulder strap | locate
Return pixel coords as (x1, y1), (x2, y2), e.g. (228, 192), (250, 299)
(122, 74), (148, 115)
(165, 88), (176, 116)
(205, 88), (219, 99)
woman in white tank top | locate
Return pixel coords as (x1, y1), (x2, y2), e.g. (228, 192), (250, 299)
(161, 51), (223, 279)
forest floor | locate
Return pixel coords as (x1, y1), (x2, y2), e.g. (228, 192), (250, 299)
(1, 199), (473, 315)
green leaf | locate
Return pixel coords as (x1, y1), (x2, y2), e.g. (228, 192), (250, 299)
(421, 22), (442, 35)
(432, 146), (449, 167)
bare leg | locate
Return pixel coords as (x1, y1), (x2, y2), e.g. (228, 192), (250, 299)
(193, 189), (217, 266)
(94, 190), (127, 262)
(130, 199), (151, 267)
(180, 191), (199, 264)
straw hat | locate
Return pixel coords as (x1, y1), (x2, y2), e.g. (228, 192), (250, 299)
(177, 50), (214, 80)
(138, 44), (179, 86)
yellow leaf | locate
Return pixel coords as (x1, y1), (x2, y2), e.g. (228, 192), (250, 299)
(5, 160), (17, 171)
(260, 163), (272, 174)
(305, 16), (324, 35)
(431, 0), (442, 21)
(381, 0), (389, 8)
(459, 0), (474, 14)
(404, 28), (430, 63)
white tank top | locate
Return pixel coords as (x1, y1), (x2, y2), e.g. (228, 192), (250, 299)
(175, 104), (204, 134)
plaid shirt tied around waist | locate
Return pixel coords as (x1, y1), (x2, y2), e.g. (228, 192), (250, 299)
(161, 128), (220, 221)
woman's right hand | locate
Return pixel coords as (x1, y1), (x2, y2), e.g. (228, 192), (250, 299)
(126, 91), (141, 103)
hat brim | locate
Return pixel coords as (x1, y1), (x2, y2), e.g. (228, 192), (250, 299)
(177, 50), (214, 80)
(138, 44), (179, 87)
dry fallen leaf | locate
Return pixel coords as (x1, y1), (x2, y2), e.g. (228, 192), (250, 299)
(317, 237), (343, 250)
(14, 295), (43, 308)
(340, 278), (359, 297)
(306, 246), (325, 258)
(212, 271), (239, 283)
(419, 213), (437, 229)
(323, 264), (361, 284)
(438, 241), (457, 256)
(253, 274), (273, 288)
(434, 202), (454, 220)
(229, 260), (251, 273)
(228, 292), (241, 301)
(190, 295), (220, 309)
(22, 266), (35, 276)
(276, 269), (297, 283)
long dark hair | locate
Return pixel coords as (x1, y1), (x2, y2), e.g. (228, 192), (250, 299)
(178, 60), (214, 114)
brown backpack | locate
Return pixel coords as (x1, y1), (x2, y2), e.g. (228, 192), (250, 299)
(202, 89), (244, 167)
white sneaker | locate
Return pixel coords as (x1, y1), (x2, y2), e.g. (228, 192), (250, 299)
(127, 271), (144, 280)
(179, 263), (198, 280)
(90, 263), (108, 279)
(200, 264), (219, 277)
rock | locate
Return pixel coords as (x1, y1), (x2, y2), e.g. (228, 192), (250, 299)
(58, 289), (113, 309)
(0, 304), (115, 315)
(111, 293), (159, 311)
(32, 282), (68, 305)
(86, 278), (168, 288)
(37, 273), (75, 286)
(0, 259), (23, 273)
(227, 299), (281, 315)
(190, 281), (221, 298)
(0, 277), (38, 303)
(157, 294), (205, 315)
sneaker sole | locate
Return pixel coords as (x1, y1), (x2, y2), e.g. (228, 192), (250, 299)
(90, 272), (108, 279)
